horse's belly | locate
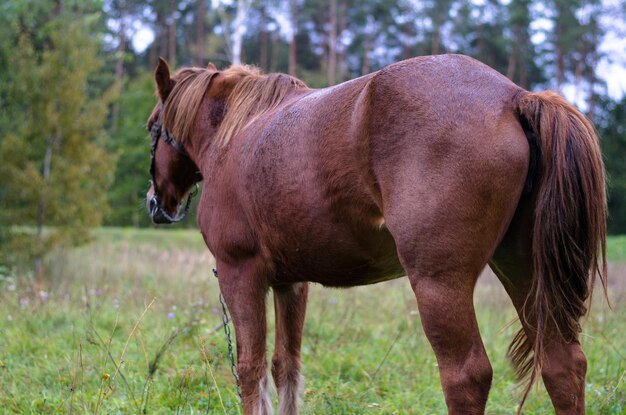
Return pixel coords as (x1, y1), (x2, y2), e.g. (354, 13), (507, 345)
(314, 255), (406, 287)
(272, 229), (406, 287)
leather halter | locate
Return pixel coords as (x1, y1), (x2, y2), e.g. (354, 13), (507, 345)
(148, 112), (198, 223)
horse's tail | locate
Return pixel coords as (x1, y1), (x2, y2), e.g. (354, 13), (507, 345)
(511, 91), (607, 408)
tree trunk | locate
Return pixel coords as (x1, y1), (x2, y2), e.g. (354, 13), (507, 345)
(115, 6), (127, 83)
(362, 34), (371, 75)
(232, 0), (250, 65)
(259, 6), (268, 71)
(519, 60), (527, 89)
(431, 14), (440, 55)
(506, 51), (516, 80)
(288, 37), (296, 76)
(556, 45), (565, 90)
(288, 0), (297, 76)
(216, 4), (233, 63)
(52, 0), (63, 16)
(401, 21), (414, 60)
(149, 40), (157, 68)
(155, 4), (166, 61)
(37, 138), (53, 240)
(270, 32), (279, 72)
(111, 1), (127, 130)
(587, 64), (596, 121)
(336, 0), (347, 81)
(35, 133), (56, 282)
(168, 14), (176, 64)
(158, 8), (168, 61)
(320, 30), (328, 73)
(585, 29), (599, 122)
(574, 58), (583, 103)
(195, 0), (206, 65)
(476, 24), (484, 61)
(327, 0), (337, 85)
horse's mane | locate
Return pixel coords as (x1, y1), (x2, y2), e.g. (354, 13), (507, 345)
(162, 65), (306, 146)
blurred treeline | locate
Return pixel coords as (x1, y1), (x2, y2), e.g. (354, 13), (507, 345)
(0, 0), (625, 269)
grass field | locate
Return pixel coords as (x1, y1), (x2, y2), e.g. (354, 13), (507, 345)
(0, 228), (624, 414)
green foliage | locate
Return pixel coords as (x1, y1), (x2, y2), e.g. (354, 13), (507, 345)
(0, 1), (115, 266)
(105, 72), (155, 227)
(599, 97), (626, 234)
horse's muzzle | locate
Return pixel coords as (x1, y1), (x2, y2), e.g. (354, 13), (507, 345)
(147, 195), (173, 224)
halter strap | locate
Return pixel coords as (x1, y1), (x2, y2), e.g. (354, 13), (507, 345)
(148, 110), (198, 223)
(150, 113), (190, 158)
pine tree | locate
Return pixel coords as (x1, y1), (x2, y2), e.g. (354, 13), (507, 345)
(0, 1), (115, 273)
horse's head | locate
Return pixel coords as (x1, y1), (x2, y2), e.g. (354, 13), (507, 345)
(145, 58), (306, 224)
(145, 58), (212, 224)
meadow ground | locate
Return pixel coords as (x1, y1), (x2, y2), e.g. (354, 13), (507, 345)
(0, 228), (624, 414)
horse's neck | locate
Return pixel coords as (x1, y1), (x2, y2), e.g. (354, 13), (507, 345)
(197, 86), (311, 176)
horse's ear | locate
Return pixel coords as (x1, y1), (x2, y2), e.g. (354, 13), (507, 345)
(207, 62), (217, 70)
(155, 57), (175, 101)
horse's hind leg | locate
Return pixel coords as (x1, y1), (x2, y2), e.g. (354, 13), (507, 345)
(217, 259), (273, 415)
(380, 142), (528, 413)
(271, 283), (308, 415)
(490, 205), (587, 414)
(409, 269), (493, 414)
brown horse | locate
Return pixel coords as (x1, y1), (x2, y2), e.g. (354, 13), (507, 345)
(145, 55), (606, 415)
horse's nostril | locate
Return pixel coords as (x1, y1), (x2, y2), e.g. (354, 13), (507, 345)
(149, 197), (157, 212)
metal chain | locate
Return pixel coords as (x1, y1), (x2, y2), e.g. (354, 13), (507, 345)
(213, 268), (242, 402)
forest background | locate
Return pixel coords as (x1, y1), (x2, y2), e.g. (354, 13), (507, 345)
(0, 0), (625, 269)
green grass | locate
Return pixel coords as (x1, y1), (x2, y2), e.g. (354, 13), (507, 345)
(0, 229), (624, 414)
(607, 235), (626, 262)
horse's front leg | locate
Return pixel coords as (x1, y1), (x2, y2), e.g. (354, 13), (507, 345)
(272, 283), (309, 415)
(217, 259), (273, 415)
